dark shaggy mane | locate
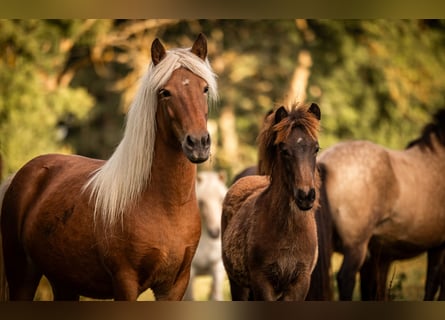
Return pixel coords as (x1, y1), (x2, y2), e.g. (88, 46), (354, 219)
(258, 103), (320, 175)
(406, 108), (445, 151)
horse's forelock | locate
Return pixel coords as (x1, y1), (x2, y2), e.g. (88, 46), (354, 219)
(258, 104), (320, 175)
(150, 48), (218, 102)
(272, 106), (320, 145)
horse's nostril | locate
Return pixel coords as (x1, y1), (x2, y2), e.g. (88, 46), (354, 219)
(202, 133), (211, 147)
(186, 135), (195, 147)
(297, 188), (316, 202)
(297, 189), (306, 201)
(308, 188), (316, 202)
(186, 134), (210, 149)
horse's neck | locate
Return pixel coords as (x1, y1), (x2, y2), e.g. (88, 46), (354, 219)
(261, 176), (301, 229)
(147, 137), (197, 204)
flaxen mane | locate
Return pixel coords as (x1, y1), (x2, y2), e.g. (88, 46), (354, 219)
(406, 108), (445, 151)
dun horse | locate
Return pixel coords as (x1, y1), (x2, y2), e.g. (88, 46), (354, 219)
(221, 103), (321, 301)
(184, 171), (227, 301)
(0, 34), (218, 301)
(315, 108), (445, 300)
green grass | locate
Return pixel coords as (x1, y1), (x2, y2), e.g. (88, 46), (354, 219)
(331, 252), (427, 301)
(34, 275), (233, 301)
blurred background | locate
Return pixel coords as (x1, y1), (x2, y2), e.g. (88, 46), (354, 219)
(1, 19), (445, 300)
(1, 19), (445, 180)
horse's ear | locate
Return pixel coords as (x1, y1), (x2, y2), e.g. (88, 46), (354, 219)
(151, 38), (166, 66)
(191, 33), (208, 61)
(274, 106), (288, 124)
(308, 103), (321, 120)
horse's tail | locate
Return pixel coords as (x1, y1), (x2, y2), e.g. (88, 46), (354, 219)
(0, 174), (14, 301)
(306, 163), (334, 300)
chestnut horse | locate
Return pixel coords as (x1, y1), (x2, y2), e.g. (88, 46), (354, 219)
(221, 103), (321, 301)
(0, 33), (218, 301)
(314, 108), (445, 300)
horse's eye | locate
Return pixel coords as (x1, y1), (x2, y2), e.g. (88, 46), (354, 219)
(159, 89), (171, 98)
(203, 86), (209, 94)
(315, 145), (320, 154)
(279, 144), (291, 157)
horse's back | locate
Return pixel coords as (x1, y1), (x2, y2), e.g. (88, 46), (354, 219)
(319, 140), (397, 204)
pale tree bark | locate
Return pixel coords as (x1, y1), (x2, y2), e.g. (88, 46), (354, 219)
(218, 106), (240, 172)
(285, 49), (312, 106)
(284, 19), (315, 107)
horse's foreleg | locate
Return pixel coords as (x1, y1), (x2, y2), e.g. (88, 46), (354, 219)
(337, 244), (368, 300)
(3, 245), (41, 300)
(7, 269), (41, 301)
(228, 278), (250, 301)
(424, 246), (445, 300)
(155, 268), (191, 301)
(112, 270), (139, 301)
(154, 247), (196, 301)
(249, 271), (278, 301)
(438, 261), (445, 301)
(360, 254), (390, 300)
(210, 261), (226, 301)
(51, 282), (80, 301)
(282, 272), (311, 301)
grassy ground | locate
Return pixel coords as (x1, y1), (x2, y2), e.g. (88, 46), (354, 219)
(34, 275), (233, 301)
(330, 252), (427, 301)
(33, 253), (427, 301)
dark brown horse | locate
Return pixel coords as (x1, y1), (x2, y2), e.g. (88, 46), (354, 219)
(314, 108), (445, 300)
(0, 34), (218, 301)
(221, 103), (321, 301)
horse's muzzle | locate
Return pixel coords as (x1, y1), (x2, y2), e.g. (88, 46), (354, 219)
(207, 227), (220, 239)
(295, 188), (316, 211)
(183, 133), (211, 163)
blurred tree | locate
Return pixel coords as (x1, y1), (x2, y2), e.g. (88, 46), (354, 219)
(0, 20), (95, 176)
(305, 19), (445, 149)
(1, 20), (445, 182)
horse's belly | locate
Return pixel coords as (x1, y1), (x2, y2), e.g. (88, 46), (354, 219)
(374, 206), (445, 250)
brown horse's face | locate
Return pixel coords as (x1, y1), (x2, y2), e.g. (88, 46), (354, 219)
(278, 126), (319, 211)
(157, 67), (211, 163)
